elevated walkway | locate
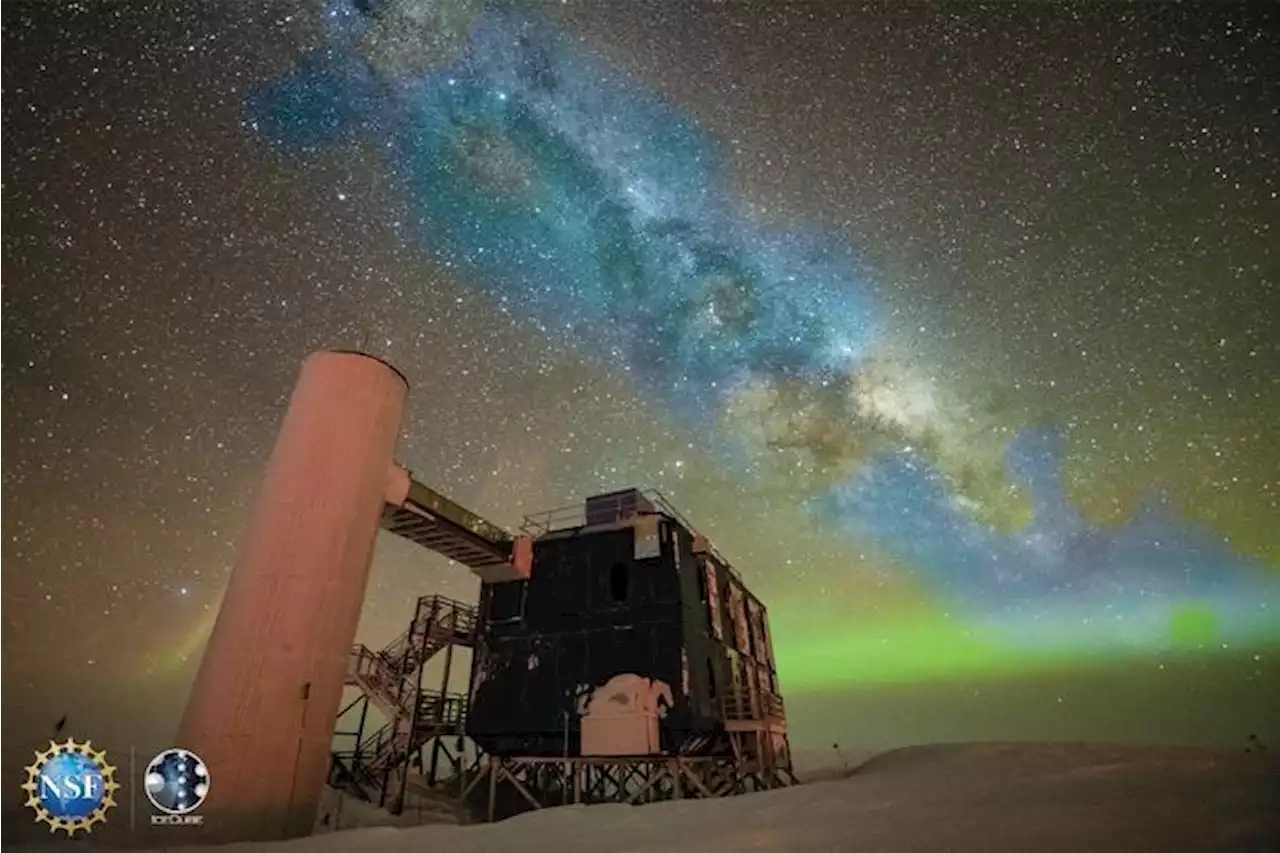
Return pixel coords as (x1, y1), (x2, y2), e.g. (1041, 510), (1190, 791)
(381, 470), (531, 583)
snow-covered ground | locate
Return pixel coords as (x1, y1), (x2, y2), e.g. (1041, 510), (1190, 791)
(7, 742), (1278, 852)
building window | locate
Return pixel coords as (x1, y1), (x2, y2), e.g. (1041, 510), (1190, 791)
(707, 658), (717, 699)
(610, 562), (630, 603)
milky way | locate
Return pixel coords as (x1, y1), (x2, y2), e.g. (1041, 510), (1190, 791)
(247, 0), (1279, 653)
(250, 1), (881, 426)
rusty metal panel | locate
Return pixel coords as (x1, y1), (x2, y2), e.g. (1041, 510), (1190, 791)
(757, 605), (776, 669)
(728, 583), (750, 655)
(704, 559), (723, 641)
(746, 598), (769, 664)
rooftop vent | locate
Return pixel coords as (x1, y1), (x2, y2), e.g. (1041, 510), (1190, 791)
(583, 488), (656, 527)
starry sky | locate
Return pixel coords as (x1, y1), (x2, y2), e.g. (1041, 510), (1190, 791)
(3, 0), (1278, 803)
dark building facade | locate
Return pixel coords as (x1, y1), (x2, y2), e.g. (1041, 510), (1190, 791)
(465, 489), (789, 767)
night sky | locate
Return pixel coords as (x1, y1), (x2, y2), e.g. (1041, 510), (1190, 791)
(3, 0), (1278, 800)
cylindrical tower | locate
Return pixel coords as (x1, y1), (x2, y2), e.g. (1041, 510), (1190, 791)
(174, 351), (407, 842)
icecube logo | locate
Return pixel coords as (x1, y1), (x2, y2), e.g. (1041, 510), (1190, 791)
(144, 749), (209, 826)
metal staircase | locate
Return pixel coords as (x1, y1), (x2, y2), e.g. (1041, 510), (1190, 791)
(331, 595), (477, 806)
(329, 473), (523, 814)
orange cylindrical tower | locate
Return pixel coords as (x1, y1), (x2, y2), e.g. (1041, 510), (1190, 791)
(174, 351), (407, 842)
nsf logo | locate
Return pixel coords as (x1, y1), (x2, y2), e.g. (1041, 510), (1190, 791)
(145, 748), (211, 826)
(21, 739), (120, 836)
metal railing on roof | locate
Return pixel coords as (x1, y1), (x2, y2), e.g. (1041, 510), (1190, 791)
(518, 488), (742, 580)
(519, 489), (685, 536)
(517, 502), (589, 537)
